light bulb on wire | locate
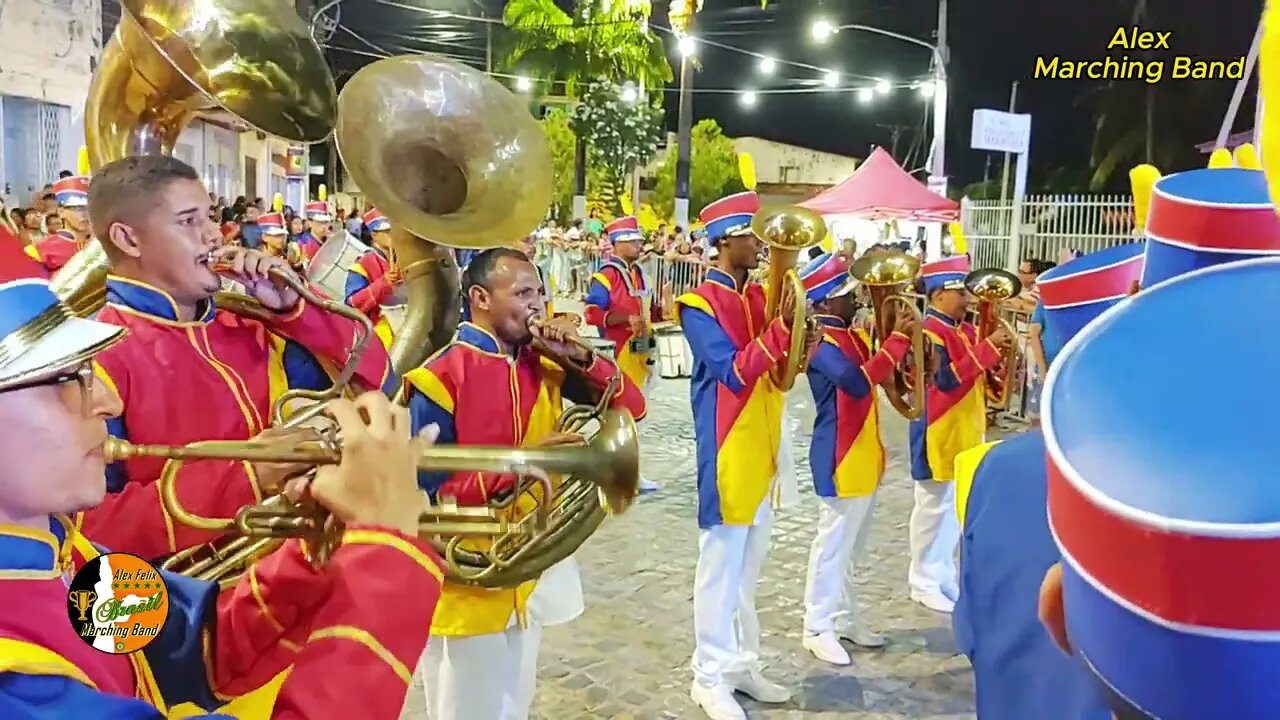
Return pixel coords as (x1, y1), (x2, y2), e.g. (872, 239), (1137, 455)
(759, 56), (777, 75)
(919, 81), (937, 98)
(515, 76), (532, 92)
(876, 79), (892, 95)
(857, 87), (875, 104)
(823, 70), (839, 88)
(678, 35), (697, 57)
(741, 91), (758, 108)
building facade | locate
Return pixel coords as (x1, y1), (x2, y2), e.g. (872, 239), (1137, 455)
(731, 136), (860, 205)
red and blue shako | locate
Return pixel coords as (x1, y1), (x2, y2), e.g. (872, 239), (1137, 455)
(52, 176), (89, 208)
(699, 191), (759, 241)
(920, 255), (968, 293)
(799, 252), (855, 303)
(1045, 256), (1280, 718)
(604, 216), (643, 244)
(1142, 167), (1280, 286)
(1036, 242), (1144, 364)
(363, 207), (390, 232)
(257, 212), (287, 236)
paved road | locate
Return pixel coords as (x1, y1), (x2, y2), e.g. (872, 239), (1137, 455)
(402, 367), (979, 719)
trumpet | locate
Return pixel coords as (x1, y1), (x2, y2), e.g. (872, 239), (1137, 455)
(964, 268), (1022, 410)
(750, 205), (826, 390)
(848, 249), (930, 420)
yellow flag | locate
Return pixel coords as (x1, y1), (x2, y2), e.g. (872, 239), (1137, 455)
(738, 152), (757, 190)
(620, 193), (634, 216)
(77, 146), (91, 175)
(1129, 164), (1162, 234)
(1208, 148), (1234, 169)
(272, 193), (284, 213)
(949, 221), (968, 254)
(317, 184), (327, 202)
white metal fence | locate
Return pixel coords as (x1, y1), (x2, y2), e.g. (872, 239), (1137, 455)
(962, 194), (1138, 269)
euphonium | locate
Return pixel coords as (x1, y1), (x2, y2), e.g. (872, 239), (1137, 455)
(334, 54), (553, 376)
(849, 249), (929, 420)
(52, 0), (337, 317)
(964, 268), (1022, 410)
(750, 205), (826, 390)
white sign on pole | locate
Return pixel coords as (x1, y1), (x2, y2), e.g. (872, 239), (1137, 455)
(970, 109), (1032, 154)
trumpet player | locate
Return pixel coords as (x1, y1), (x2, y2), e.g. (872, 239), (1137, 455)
(25, 174), (93, 275)
(0, 240), (444, 719)
(403, 247), (646, 720)
(293, 200), (330, 262)
(797, 252), (916, 665)
(584, 214), (664, 492)
(257, 211), (306, 273)
(907, 255), (1010, 614)
(78, 155), (397, 559)
(676, 191), (797, 720)
(344, 206), (402, 350)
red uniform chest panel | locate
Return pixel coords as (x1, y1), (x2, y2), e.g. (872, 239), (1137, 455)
(429, 347), (554, 446)
(97, 307), (278, 482)
(601, 265), (648, 315)
(36, 235), (80, 272)
(692, 281), (767, 348)
(357, 251), (389, 279)
(924, 315), (981, 420)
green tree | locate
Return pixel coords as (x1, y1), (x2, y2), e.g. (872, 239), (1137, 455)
(573, 79), (663, 215)
(539, 108), (577, 220)
(652, 119), (744, 220)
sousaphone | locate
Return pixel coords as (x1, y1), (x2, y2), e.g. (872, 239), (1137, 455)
(52, 0), (337, 316)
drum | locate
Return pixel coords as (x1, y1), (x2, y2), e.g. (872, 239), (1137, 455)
(583, 337), (616, 361)
(308, 231), (370, 300)
(656, 324), (689, 378)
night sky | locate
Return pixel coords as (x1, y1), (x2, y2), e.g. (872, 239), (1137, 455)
(326, 0), (1265, 190)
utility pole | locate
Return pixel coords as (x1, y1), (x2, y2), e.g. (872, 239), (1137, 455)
(674, 47), (695, 228)
(927, 0), (949, 191)
(999, 80), (1019, 237)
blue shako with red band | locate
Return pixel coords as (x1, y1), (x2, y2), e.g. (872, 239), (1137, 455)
(1142, 167), (1280, 286)
(1035, 242), (1144, 366)
(604, 216), (643, 244)
(1044, 256), (1280, 719)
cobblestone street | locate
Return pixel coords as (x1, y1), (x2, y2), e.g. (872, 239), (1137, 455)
(403, 366), (979, 719)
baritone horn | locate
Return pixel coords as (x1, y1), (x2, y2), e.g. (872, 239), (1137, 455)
(849, 250), (928, 420)
(750, 205), (826, 390)
(964, 268), (1022, 410)
(52, 0), (338, 317)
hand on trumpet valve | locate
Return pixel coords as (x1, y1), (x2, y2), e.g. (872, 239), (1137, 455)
(303, 392), (433, 537)
(987, 325), (1012, 349)
(530, 315), (590, 364)
(208, 247), (301, 311)
(250, 425), (324, 495)
(891, 312), (918, 337)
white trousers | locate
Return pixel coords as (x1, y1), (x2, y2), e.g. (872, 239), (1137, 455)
(691, 499), (773, 688)
(802, 493), (878, 634)
(907, 480), (959, 596)
(421, 623), (542, 720)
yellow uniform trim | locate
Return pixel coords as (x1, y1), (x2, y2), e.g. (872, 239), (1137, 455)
(404, 367), (455, 414)
(590, 272), (612, 292)
(954, 441), (1000, 527)
(248, 564), (287, 634)
(675, 293), (716, 323)
(307, 626), (411, 684)
(349, 263), (371, 279)
(23, 245), (41, 261)
(0, 639), (96, 688)
(93, 361), (121, 405)
(342, 529), (444, 584)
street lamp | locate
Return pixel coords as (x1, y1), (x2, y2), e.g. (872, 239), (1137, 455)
(919, 80), (936, 98)
(515, 76), (532, 93)
(741, 91), (758, 108)
(812, 17), (837, 43)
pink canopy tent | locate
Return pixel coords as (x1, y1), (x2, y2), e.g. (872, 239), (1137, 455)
(799, 147), (960, 222)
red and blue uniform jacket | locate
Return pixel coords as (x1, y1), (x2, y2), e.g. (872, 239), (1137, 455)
(24, 231), (83, 274)
(675, 268), (792, 529)
(583, 259), (664, 388)
(82, 277), (397, 559)
(806, 314), (910, 498)
(293, 232), (322, 262)
(908, 308), (1002, 481)
(0, 515), (443, 719)
(402, 322), (645, 638)
(951, 432), (1110, 720)
(343, 248), (396, 350)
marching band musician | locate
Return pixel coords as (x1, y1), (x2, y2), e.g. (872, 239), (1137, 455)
(676, 191), (799, 720)
(0, 239), (444, 719)
(403, 247), (646, 720)
(344, 206), (402, 350)
(25, 174), (93, 275)
(797, 252), (915, 665)
(950, 243), (1144, 720)
(77, 155), (398, 559)
(906, 255), (1010, 614)
(257, 212), (306, 273)
(293, 200), (330, 262)
(583, 215), (663, 493)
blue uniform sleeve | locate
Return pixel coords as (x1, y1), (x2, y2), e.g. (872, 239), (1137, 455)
(142, 571), (225, 711)
(344, 270), (371, 305)
(407, 388), (458, 500)
(105, 416), (129, 493)
(953, 502), (978, 658)
(0, 673), (236, 719)
(678, 306), (747, 393)
(807, 340), (874, 398)
(585, 276), (611, 311)
(933, 340), (961, 392)
(1030, 299), (1044, 326)
(281, 340), (335, 393)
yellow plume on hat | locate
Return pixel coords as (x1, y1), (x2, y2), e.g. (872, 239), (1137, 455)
(1208, 148), (1234, 169)
(317, 184), (327, 202)
(1262, 0), (1280, 209)
(1129, 164), (1162, 234)
(77, 146), (91, 176)
(738, 152), (757, 191)
(272, 193), (284, 213)
(1234, 142), (1262, 170)
(948, 221), (967, 254)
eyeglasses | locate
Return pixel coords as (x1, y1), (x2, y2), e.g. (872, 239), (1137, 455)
(1, 361), (95, 408)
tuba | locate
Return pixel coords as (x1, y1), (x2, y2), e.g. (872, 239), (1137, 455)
(849, 249), (929, 420)
(750, 205), (825, 390)
(52, 0), (337, 317)
(334, 54), (553, 376)
(964, 268), (1022, 410)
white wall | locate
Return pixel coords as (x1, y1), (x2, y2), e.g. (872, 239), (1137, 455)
(733, 136), (859, 186)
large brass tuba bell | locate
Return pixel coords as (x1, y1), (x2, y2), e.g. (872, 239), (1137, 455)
(750, 205), (826, 390)
(52, 0), (338, 317)
(849, 249), (929, 420)
(334, 54), (554, 376)
(964, 268), (1022, 410)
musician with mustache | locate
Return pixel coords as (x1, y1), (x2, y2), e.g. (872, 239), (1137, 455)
(0, 237), (444, 719)
(402, 247), (646, 720)
(75, 155), (397, 560)
(344, 206), (402, 350)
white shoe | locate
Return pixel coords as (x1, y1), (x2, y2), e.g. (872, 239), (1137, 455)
(639, 476), (660, 493)
(690, 682), (746, 720)
(725, 668), (791, 703)
(836, 625), (886, 649)
(802, 631), (851, 666)
(910, 591), (955, 614)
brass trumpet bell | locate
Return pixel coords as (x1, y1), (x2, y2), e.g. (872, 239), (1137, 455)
(750, 204), (827, 255)
(751, 205), (826, 391)
(964, 268), (1023, 302)
(849, 249), (929, 420)
(849, 250), (921, 287)
(964, 268), (1022, 410)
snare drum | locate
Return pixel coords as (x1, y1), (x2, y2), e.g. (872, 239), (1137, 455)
(655, 324), (689, 378)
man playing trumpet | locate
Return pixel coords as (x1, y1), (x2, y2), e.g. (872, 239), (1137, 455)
(0, 239), (443, 718)
(403, 247), (646, 720)
(78, 155), (397, 559)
